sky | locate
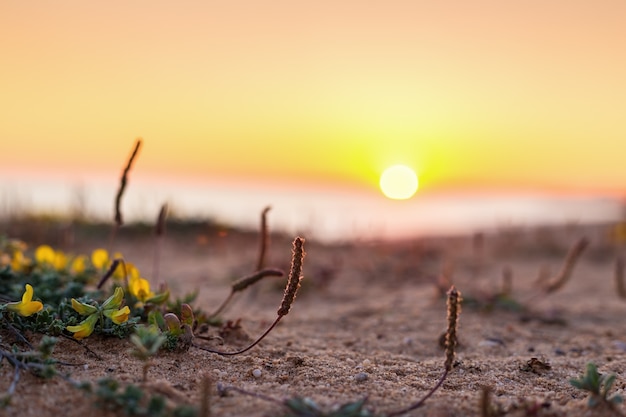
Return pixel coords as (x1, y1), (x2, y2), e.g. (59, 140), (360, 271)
(1, 1), (626, 239)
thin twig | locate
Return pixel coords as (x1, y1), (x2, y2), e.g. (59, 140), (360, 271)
(193, 316), (281, 356)
(217, 384), (285, 406)
(2, 319), (33, 349)
(59, 334), (103, 360)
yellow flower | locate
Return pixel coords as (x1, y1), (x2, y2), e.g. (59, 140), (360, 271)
(66, 314), (98, 340)
(71, 298), (98, 315)
(35, 245), (55, 265)
(53, 251), (67, 270)
(71, 255), (86, 274)
(10, 250), (31, 273)
(129, 276), (154, 303)
(105, 306), (130, 324)
(91, 249), (109, 269)
(6, 284), (43, 317)
(35, 245), (68, 271)
(123, 262), (140, 281)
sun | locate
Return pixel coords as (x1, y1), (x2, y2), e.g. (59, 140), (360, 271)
(379, 164), (419, 200)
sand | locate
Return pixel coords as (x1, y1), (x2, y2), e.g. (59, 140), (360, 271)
(2, 223), (626, 417)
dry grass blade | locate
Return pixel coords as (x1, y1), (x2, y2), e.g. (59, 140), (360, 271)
(479, 386), (493, 417)
(209, 268), (285, 318)
(153, 203), (168, 282)
(96, 258), (125, 289)
(155, 203), (168, 237)
(544, 237), (589, 294)
(256, 206), (271, 271)
(195, 237), (305, 356)
(200, 374), (212, 417)
(114, 138), (142, 227)
(387, 285), (462, 417)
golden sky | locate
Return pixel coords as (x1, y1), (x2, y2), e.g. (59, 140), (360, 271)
(1, 1), (626, 196)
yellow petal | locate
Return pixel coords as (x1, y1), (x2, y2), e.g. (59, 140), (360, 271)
(71, 256), (86, 274)
(91, 249), (109, 269)
(107, 306), (130, 324)
(53, 250), (67, 270)
(66, 314), (98, 340)
(22, 284), (34, 303)
(35, 245), (55, 265)
(6, 284), (43, 317)
(101, 286), (124, 310)
(20, 301), (44, 316)
(71, 298), (98, 315)
(129, 277), (153, 302)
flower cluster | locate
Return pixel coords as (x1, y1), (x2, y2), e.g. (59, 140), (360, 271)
(67, 287), (131, 340)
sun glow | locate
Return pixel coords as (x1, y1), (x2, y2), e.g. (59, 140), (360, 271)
(379, 165), (419, 200)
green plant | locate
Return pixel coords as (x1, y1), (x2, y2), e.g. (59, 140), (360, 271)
(80, 378), (198, 417)
(131, 324), (167, 382)
(570, 363), (623, 410)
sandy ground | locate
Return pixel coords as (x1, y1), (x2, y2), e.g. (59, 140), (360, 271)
(2, 222), (626, 417)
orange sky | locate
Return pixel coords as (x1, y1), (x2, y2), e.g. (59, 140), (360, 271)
(1, 1), (626, 197)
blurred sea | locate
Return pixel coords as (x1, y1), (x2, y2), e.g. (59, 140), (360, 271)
(1, 175), (624, 242)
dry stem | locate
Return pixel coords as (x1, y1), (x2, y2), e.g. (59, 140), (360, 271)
(544, 237), (589, 293)
(256, 206), (271, 271)
(387, 285), (462, 417)
(153, 203), (168, 282)
(209, 268), (284, 318)
(195, 237), (305, 356)
(114, 138), (142, 227)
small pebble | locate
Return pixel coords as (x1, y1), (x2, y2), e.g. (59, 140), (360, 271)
(612, 341), (626, 352)
(362, 359), (372, 367)
(252, 368), (262, 378)
(354, 372), (369, 382)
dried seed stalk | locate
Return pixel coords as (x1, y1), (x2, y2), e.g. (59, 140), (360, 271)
(387, 285), (462, 417)
(256, 206), (271, 271)
(153, 203), (168, 282)
(233, 268), (284, 292)
(114, 138), (142, 227)
(616, 255), (626, 299)
(278, 236), (304, 317)
(479, 386), (493, 417)
(209, 268), (284, 318)
(200, 374), (212, 417)
(96, 258), (126, 289)
(155, 203), (168, 237)
(444, 285), (461, 371)
(544, 237), (589, 293)
(195, 237), (305, 356)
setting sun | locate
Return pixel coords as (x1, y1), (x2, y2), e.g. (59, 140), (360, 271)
(379, 165), (419, 200)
